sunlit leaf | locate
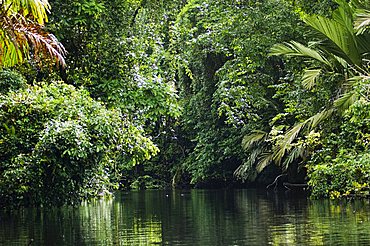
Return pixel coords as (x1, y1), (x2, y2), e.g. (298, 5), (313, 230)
(302, 69), (321, 89)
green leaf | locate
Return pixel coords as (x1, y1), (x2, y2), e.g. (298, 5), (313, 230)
(270, 41), (331, 66)
(301, 69), (321, 89)
(242, 130), (268, 150)
(334, 91), (359, 112)
(304, 6), (361, 65)
(354, 9), (370, 34)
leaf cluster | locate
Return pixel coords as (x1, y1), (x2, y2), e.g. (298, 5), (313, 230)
(0, 81), (158, 207)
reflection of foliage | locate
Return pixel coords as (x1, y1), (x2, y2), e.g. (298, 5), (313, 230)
(130, 175), (166, 190)
(78, 200), (163, 245)
(2, 190), (370, 244)
(308, 199), (370, 244)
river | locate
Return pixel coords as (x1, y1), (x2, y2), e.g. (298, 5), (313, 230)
(1, 189), (370, 245)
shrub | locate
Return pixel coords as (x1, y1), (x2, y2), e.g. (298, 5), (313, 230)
(0, 69), (27, 94)
(308, 151), (370, 199)
(308, 99), (370, 199)
(0, 82), (158, 207)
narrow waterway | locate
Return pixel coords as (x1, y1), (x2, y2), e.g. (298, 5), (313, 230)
(1, 189), (370, 245)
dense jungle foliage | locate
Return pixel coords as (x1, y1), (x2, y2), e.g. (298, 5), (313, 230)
(0, 0), (370, 206)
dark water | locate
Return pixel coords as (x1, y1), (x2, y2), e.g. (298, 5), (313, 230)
(1, 189), (370, 245)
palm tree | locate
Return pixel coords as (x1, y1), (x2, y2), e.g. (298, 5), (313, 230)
(0, 0), (66, 67)
(236, 0), (370, 181)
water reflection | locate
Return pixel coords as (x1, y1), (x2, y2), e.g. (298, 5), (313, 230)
(1, 189), (370, 245)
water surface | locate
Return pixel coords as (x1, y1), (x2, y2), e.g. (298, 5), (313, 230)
(1, 189), (370, 245)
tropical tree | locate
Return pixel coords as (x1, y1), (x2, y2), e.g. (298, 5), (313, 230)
(29, 0), (185, 189)
(0, 0), (66, 67)
(238, 0), (370, 183)
(168, 0), (304, 185)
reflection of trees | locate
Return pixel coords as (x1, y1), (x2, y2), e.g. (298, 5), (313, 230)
(0, 197), (163, 245)
(70, 198), (163, 245)
(173, 190), (370, 245)
(253, 194), (370, 245)
(306, 200), (370, 245)
(1, 191), (370, 245)
(159, 189), (311, 245)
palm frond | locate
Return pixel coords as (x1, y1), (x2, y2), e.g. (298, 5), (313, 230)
(282, 145), (304, 171)
(234, 148), (260, 181)
(304, 8), (361, 65)
(272, 108), (334, 167)
(356, 33), (370, 55)
(334, 91), (359, 112)
(332, 0), (354, 30)
(242, 130), (267, 150)
(302, 69), (321, 89)
(1, 0), (50, 24)
(256, 151), (274, 173)
(332, 55), (349, 68)
(270, 41), (331, 66)
(235, 144), (273, 182)
(0, 13), (66, 67)
(348, 75), (370, 83)
(354, 9), (370, 34)
(273, 122), (303, 164)
(306, 108), (334, 129)
(285, 122), (304, 146)
(22, 26), (66, 67)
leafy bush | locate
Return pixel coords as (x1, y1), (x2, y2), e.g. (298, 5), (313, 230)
(308, 99), (370, 198)
(308, 151), (370, 199)
(0, 69), (27, 94)
(0, 82), (158, 207)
